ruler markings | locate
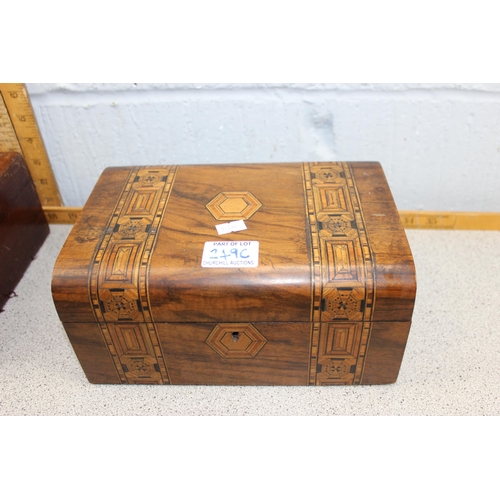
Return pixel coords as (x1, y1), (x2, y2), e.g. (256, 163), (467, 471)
(43, 206), (82, 224)
(0, 92), (22, 153)
(0, 83), (62, 206)
(400, 211), (500, 230)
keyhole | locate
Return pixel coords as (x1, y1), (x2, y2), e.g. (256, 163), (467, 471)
(232, 331), (240, 343)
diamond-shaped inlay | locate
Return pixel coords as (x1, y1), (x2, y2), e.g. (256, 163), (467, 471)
(206, 191), (262, 221)
(206, 323), (267, 358)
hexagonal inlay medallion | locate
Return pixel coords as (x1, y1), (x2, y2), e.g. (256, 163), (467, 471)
(206, 191), (262, 221)
(206, 323), (267, 358)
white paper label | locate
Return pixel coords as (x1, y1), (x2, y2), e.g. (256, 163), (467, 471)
(201, 241), (259, 268)
(215, 220), (247, 235)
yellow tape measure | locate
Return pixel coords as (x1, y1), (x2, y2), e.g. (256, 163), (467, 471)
(0, 83), (62, 206)
(399, 211), (500, 230)
(43, 206), (81, 224)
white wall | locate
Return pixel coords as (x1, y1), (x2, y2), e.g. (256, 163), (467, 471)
(27, 83), (500, 211)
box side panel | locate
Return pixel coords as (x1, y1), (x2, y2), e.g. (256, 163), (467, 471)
(157, 322), (311, 385)
(350, 162), (417, 322)
(149, 163), (312, 323)
(361, 321), (412, 384)
(62, 322), (122, 384)
(52, 167), (132, 322)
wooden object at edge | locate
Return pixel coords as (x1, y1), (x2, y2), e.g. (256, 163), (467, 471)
(0, 152), (49, 310)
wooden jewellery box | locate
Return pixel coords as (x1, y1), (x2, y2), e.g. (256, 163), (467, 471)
(52, 162), (416, 385)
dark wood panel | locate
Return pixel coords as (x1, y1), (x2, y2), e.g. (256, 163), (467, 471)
(0, 152), (49, 309)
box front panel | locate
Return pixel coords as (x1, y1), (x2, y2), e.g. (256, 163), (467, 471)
(157, 322), (311, 385)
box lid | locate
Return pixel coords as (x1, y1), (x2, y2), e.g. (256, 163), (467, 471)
(52, 162), (416, 324)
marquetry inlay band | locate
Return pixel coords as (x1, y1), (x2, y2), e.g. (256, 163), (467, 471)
(89, 166), (177, 384)
(302, 162), (375, 385)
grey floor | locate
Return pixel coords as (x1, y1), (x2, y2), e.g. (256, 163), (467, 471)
(1, 225), (499, 416)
